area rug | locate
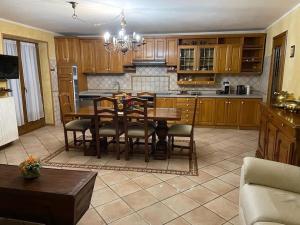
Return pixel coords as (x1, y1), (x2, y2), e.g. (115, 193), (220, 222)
(42, 140), (198, 176)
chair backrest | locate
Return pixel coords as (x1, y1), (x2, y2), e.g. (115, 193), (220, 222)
(112, 92), (132, 98)
(123, 97), (148, 136)
(137, 92), (156, 108)
(93, 97), (119, 130)
(191, 97), (198, 133)
(58, 93), (73, 126)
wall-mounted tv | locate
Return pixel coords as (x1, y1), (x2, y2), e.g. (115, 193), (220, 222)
(0, 55), (19, 79)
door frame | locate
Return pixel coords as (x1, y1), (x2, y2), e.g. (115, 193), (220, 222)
(267, 31), (287, 104)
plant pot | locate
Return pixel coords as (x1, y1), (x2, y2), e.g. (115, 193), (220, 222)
(21, 168), (40, 180)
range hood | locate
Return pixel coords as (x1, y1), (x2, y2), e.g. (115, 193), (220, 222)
(132, 59), (166, 66)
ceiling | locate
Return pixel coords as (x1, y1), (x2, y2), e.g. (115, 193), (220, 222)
(0, 0), (300, 36)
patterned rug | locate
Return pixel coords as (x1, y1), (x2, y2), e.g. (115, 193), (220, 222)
(42, 140), (198, 176)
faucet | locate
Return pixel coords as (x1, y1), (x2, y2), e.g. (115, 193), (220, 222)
(113, 81), (120, 92)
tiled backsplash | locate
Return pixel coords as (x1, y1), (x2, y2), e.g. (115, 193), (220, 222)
(87, 66), (263, 93)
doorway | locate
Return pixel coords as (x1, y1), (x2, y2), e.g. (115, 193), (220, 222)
(3, 38), (45, 135)
(267, 31), (287, 104)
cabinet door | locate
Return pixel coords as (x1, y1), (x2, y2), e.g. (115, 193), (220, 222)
(143, 38), (155, 60)
(68, 38), (80, 64)
(275, 132), (295, 164)
(226, 99), (240, 125)
(265, 122), (278, 161)
(258, 113), (267, 157)
(156, 98), (175, 108)
(55, 38), (70, 64)
(197, 98), (215, 125)
(95, 39), (109, 73)
(155, 38), (166, 60)
(123, 50), (133, 66)
(197, 46), (216, 72)
(178, 46), (197, 72)
(217, 45), (229, 73)
(239, 99), (260, 127)
(58, 77), (74, 111)
(166, 38), (178, 66)
(133, 44), (144, 60)
(80, 40), (96, 73)
(214, 98), (227, 125)
(229, 45), (242, 73)
(110, 51), (123, 73)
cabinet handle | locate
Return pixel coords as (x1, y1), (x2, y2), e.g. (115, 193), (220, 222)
(281, 123), (284, 127)
(199, 101), (202, 104)
(241, 101), (245, 104)
(228, 101), (231, 104)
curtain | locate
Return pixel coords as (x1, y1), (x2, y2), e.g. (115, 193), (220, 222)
(3, 39), (25, 126)
(20, 42), (44, 122)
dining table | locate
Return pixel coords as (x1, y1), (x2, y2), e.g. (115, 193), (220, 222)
(65, 106), (182, 159)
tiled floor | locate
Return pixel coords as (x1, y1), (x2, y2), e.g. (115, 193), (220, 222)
(0, 126), (258, 225)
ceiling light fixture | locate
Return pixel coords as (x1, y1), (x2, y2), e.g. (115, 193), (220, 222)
(103, 10), (145, 54)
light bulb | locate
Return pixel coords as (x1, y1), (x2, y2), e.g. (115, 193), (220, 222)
(104, 32), (111, 43)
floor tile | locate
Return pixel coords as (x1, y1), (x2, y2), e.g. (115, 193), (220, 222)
(123, 190), (158, 211)
(162, 193), (200, 215)
(138, 202), (178, 225)
(215, 160), (241, 171)
(111, 180), (142, 197)
(223, 189), (239, 205)
(95, 199), (133, 224)
(204, 197), (239, 220)
(219, 173), (240, 187)
(100, 172), (129, 186)
(166, 176), (198, 192)
(110, 213), (149, 225)
(229, 215), (240, 225)
(133, 174), (162, 189)
(200, 165), (228, 177)
(202, 178), (235, 195)
(77, 208), (106, 225)
(182, 207), (225, 225)
(93, 177), (107, 191)
(146, 182), (178, 200)
(183, 186), (219, 205)
(165, 217), (191, 225)
(187, 170), (214, 184)
(91, 187), (119, 207)
(153, 173), (178, 181)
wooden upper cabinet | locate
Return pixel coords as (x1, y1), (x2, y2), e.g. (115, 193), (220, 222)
(110, 51), (123, 73)
(133, 44), (144, 60)
(197, 98), (215, 125)
(178, 46), (197, 72)
(80, 39), (96, 73)
(217, 45), (242, 73)
(239, 99), (260, 127)
(155, 38), (166, 60)
(166, 38), (178, 66)
(94, 39), (109, 73)
(55, 38), (70, 64)
(123, 51), (133, 66)
(143, 38), (155, 60)
(68, 38), (81, 64)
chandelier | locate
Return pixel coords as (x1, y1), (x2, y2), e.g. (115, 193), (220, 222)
(103, 10), (145, 54)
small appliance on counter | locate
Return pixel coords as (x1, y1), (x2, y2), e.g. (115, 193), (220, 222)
(216, 81), (231, 95)
(236, 85), (247, 95)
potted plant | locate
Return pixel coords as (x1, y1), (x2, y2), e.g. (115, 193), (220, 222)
(19, 155), (41, 179)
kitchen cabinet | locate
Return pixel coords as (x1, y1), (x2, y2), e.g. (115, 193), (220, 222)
(95, 39), (109, 73)
(133, 37), (167, 61)
(156, 98), (175, 108)
(110, 51), (124, 73)
(217, 44), (242, 73)
(55, 38), (81, 65)
(239, 99), (260, 127)
(196, 98), (215, 125)
(166, 38), (178, 66)
(256, 103), (300, 166)
(123, 50), (133, 66)
(175, 98), (196, 124)
(57, 65), (75, 110)
(155, 38), (166, 60)
(143, 38), (155, 60)
(214, 98), (239, 126)
(80, 39), (96, 73)
(178, 46), (197, 72)
(133, 44), (144, 60)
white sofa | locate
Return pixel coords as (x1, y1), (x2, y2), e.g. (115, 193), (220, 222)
(239, 157), (300, 225)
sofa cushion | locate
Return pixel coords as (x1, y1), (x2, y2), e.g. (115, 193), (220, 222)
(240, 184), (300, 225)
(254, 223), (285, 225)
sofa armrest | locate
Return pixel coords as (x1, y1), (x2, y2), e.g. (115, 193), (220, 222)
(242, 157), (300, 194)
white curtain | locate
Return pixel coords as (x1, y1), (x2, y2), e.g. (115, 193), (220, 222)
(20, 42), (44, 122)
(3, 39), (25, 126)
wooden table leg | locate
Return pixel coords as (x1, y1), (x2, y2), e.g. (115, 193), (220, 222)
(154, 120), (168, 160)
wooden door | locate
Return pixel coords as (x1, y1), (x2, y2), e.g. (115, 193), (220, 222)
(95, 39), (109, 73)
(143, 38), (155, 60)
(133, 44), (144, 60)
(110, 51), (123, 73)
(226, 99), (240, 125)
(229, 45), (242, 73)
(55, 38), (69, 64)
(166, 38), (178, 66)
(197, 98), (215, 125)
(217, 45), (229, 73)
(239, 99), (260, 127)
(80, 39), (96, 73)
(265, 122), (278, 161)
(155, 38), (166, 60)
(258, 113), (267, 157)
(214, 98), (227, 125)
(275, 132), (295, 164)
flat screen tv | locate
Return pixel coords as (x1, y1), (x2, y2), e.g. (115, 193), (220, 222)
(0, 55), (19, 79)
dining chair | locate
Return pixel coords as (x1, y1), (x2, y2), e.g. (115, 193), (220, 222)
(137, 92), (157, 108)
(59, 93), (91, 151)
(167, 97), (198, 160)
(123, 97), (156, 162)
(93, 97), (124, 159)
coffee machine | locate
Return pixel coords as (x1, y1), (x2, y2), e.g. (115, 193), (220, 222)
(223, 81), (230, 94)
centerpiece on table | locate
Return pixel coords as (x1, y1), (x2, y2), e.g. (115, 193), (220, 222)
(19, 155), (41, 179)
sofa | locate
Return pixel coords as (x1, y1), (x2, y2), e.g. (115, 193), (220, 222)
(239, 157), (300, 225)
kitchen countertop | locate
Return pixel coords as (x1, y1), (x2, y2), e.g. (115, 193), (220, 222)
(79, 90), (263, 99)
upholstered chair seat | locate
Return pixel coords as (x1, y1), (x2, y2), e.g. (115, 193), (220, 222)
(65, 119), (91, 131)
(168, 124), (192, 137)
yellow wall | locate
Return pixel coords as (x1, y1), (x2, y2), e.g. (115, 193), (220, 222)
(0, 19), (56, 124)
(266, 6), (300, 98)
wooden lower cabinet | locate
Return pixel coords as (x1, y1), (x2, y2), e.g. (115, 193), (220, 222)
(197, 98), (215, 125)
(214, 98), (240, 126)
(239, 99), (260, 127)
(256, 103), (300, 166)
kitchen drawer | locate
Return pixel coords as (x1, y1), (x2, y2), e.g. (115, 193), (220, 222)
(176, 102), (195, 109)
(271, 116), (295, 137)
(176, 98), (196, 103)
